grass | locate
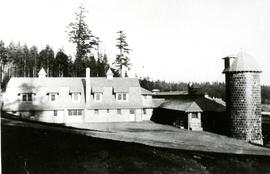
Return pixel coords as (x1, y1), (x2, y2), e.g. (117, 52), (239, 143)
(2, 120), (270, 174)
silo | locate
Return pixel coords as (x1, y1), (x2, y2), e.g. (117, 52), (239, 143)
(223, 52), (263, 144)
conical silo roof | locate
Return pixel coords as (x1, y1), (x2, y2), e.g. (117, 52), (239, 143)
(223, 52), (262, 73)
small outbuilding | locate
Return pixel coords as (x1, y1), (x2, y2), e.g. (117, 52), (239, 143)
(151, 85), (228, 134)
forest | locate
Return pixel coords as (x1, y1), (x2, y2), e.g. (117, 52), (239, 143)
(0, 5), (269, 104)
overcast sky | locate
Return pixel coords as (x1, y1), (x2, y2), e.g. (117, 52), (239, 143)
(0, 0), (269, 85)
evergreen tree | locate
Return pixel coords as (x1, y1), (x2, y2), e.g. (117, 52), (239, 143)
(113, 30), (131, 77)
(67, 5), (97, 76)
(38, 45), (54, 76)
(54, 50), (69, 77)
(29, 46), (39, 77)
(0, 40), (8, 82)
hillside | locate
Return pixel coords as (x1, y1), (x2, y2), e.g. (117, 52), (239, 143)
(2, 117), (270, 174)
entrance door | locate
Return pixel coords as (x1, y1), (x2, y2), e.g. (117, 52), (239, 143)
(129, 109), (136, 121)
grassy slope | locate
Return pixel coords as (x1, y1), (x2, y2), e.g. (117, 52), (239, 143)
(2, 124), (270, 174)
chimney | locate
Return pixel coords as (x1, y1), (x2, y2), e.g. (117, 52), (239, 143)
(222, 56), (235, 73)
(86, 68), (91, 104)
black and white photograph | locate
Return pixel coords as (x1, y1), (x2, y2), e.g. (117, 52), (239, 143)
(0, 0), (270, 173)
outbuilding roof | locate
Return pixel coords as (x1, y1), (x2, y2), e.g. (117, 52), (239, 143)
(159, 95), (225, 112)
(223, 52), (262, 73)
(141, 88), (153, 95)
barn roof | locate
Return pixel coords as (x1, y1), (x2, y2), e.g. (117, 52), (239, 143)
(3, 77), (146, 111)
(223, 52), (262, 73)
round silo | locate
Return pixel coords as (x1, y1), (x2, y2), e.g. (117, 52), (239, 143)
(223, 52), (263, 144)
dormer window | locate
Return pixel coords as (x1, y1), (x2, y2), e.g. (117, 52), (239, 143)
(71, 92), (81, 102)
(94, 93), (102, 102)
(21, 93), (34, 102)
(48, 93), (58, 101)
(116, 93), (128, 101)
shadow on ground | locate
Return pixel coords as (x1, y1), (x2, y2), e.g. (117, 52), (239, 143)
(2, 123), (270, 174)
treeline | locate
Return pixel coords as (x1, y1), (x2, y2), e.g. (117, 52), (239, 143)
(0, 41), (110, 89)
(139, 77), (270, 104)
(0, 5), (133, 90)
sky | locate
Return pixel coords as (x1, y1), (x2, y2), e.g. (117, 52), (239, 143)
(0, 0), (270, 85)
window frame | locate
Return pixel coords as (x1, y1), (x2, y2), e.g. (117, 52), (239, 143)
(22, 94), (27, 101)
(143, 109), (147, 115)
(94, 93), (103, 102)
(68, 109), (83, 116)
(53, 110), (57, 116)
(191, 113), (198, 119)
(21, 93), (34, 102)
(129, 109), (135, 115)
(51, 94), (56, 101)
(71, 92), (81, 102)
(117, 109), (122, 115)
(116, 93), (128, 101)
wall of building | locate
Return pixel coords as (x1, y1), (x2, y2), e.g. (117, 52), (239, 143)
(187, 112), (202, 131)
(9, 110), (65, 123)
(84, 108), (151, 122)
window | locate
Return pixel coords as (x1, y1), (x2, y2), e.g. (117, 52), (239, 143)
(74, 93), (78, 101)
(116, 93), (128, 101)
(51, 94), (56, 101)
(68, 110), (72, 115)
(107, 109), (110, 113)
(54, 110), (57, 116)
(191, 113), (198, 119)
(68, 109), (83, 116)
(28, 94), (32, 101)
(117, 93), (122, 100)
(21, 93), (33, 102)
(94, 93), (102, 101)
(123, 93), (127, 100)
(130, 109), (135, 114)
(22, 94), (27, 101)
(117, 109), (122, 115)
(143, 109), (147, 115)
(94, 109), (99, 115)
(71, 92), (80, 102)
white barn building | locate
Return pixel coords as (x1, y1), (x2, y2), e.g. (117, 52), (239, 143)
(2, 68), (154, 123)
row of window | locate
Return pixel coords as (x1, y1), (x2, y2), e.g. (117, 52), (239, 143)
(20, 92), (129, 102)
(94, 109), (146, 115)
(94, 93), (128, 102)
(53, 109), (147, 116)
(68, 109), (83, 116)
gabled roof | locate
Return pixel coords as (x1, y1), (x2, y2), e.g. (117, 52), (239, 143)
(159, 95), (225, 112)
(141, 88), (153, 95)
(223, 52), (262, 73)
(159, 98), (203, 112)
(153, 91), (188, 96)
